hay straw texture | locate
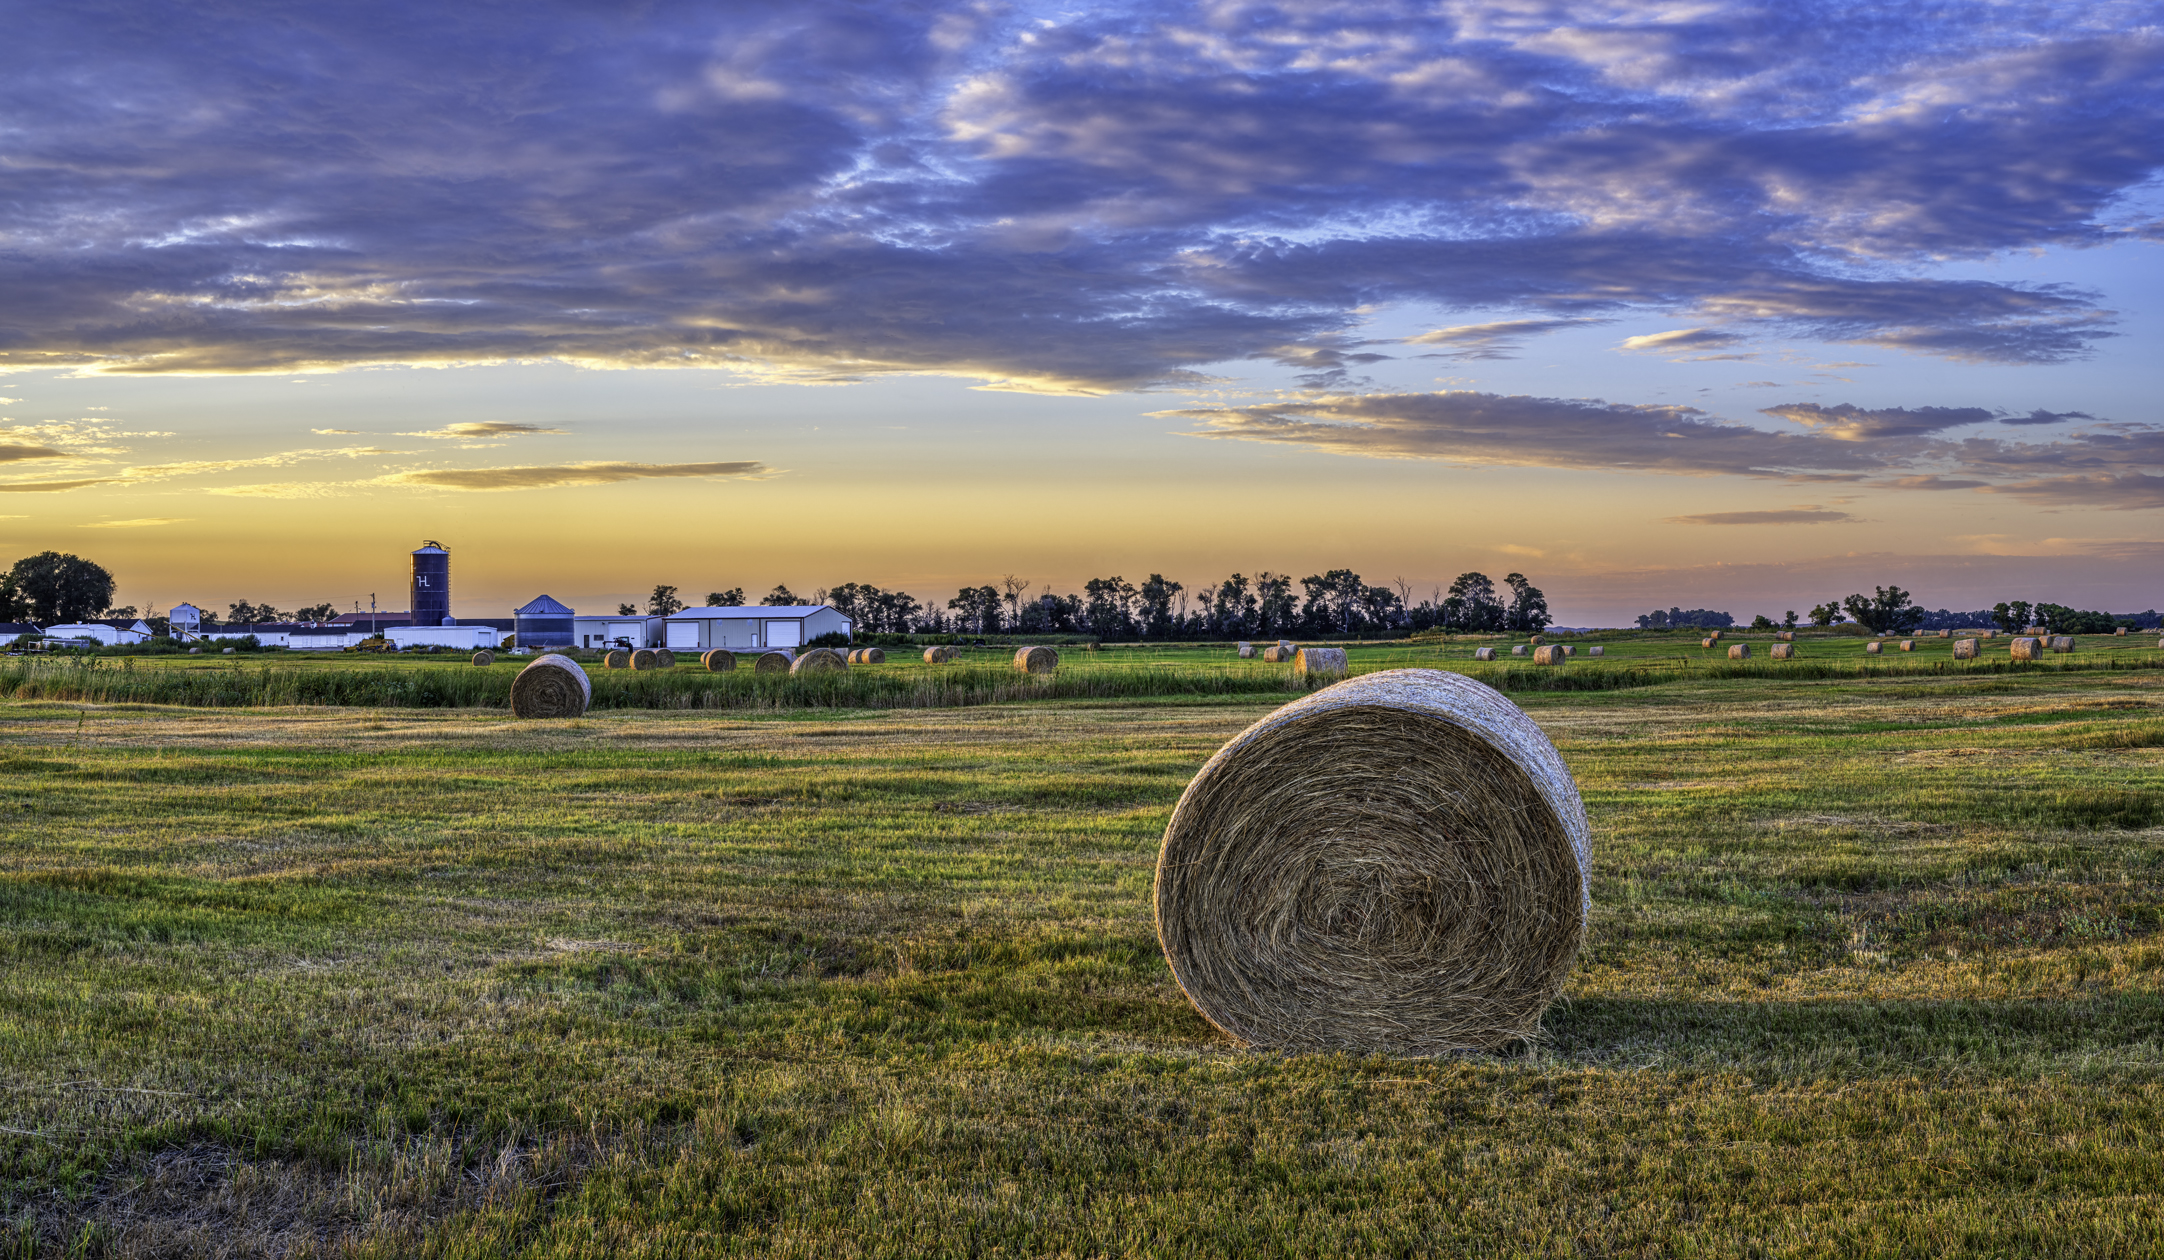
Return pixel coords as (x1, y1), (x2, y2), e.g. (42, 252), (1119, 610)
(923, 646), (960, 664)
(1263, 646), (1293, 664)
(1701, 638), (1718, 649)
(2118, 627), (2129, 636)
(1707, 630), (1723, 642)
(1953, 638), (1979, 660)
(2011, 637), (2043, 661)
(1154, 669), (1590, 1054)
(1295, 647), (1349, 678)
(1864, 641), (1883, 655)
(1473, 647), (1497, 662)
(471, 651), (495, 667)
(1728, 644), (1751, 660)
(1014, 645), (1060, 674)
(1511, 645), (1528, 657)
(655, 649), (676, 668)
(1899, 640), (1916, 652)
(791, 647), (848, 674)
(1528, 635), (1544, 645)
(1278, 640), (1295, 652)
(702, 649), (736, 672)
(1533, 645), (1565, 665)
(631, 649), (659, 671)
(1238, 642), (1255, 659)
(2051, 635), (2075, 653)
(1775, 632), (1795, 642)
(603, 650), (630, 670)
(859, 647), (886, 664)
(754, 651), (792, 674)
(510, 654), (591, 719)
(1771, 643), (1795, 660)
(1587, 646), (1604, 657)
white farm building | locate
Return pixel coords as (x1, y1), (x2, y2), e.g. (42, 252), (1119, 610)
(661, 606), (851, 652)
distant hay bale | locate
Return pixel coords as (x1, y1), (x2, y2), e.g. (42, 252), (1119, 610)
(791, 647), (848, 674)
(510, 653), (591, 719)
(1278, 640), (1295, 652)
(1153, 668), (1589, 1054)
(854, 646), (886, 664)
(603, 649), (630, 670)
(1296, 647), (1349, 678)
(1707, 630), (1723, 642)
(1938, 630), (1952, 638)
(1473, 647), (1498, 662)
(1560, 645), (1575, 657)
(1533, 644), (1565, 665)
(631, 648), (659, 671)
(1983, 630), (1998, 639)
(1728, 643), (1750, 660)
(472, 650), (495, 667)
(1014, 645), (1059, 674)
(1700, 637), (1717, 649)
(1952, 638), (1978, 660)
(1775, 631), (1794, 642)
(1864, 641), (1882, 655)
(754, 651), (792, 674)
(2010, 637), (2043, 661)
(1263, 646), (1294, 663)
(923, 646), (959, 664)
(2024, 625), (2047, 636)
(1770, 643), (1795, 660)
(655, 649), (676, 668)
(1528, 635), (1544, 645)
(2117, 627), (2128, 636)
(1899, 640), (1916, 652)
(1238, 642), (1255, 659)
(1511, 645), (1528, 657)
(702, 649), (736, 672)
(2050, 635), (2075, 653)
(1587, 646), (1604, 657)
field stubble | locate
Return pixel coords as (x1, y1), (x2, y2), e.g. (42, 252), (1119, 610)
(3, 669), (2164, 1255)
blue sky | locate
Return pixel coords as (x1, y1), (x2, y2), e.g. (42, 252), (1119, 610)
(3, 0), (2161, 624)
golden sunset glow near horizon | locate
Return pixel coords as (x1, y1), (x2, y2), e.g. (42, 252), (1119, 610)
(5, 3), (2163, 626)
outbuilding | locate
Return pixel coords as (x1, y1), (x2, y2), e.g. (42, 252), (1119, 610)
(572, 615), (662, 650)
(661, 605), (851, 652)
(42, 619), (152, 646)
(514, 595), (575, 648)
(388, 624), (506, 651)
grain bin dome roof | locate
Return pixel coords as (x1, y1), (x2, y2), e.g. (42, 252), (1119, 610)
(515, 594), (575, 616)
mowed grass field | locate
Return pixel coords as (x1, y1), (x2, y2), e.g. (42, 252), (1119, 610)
(5, 663), (2164, 1256)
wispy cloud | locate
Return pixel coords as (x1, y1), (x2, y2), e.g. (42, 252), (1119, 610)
(311, 427), (361, 434)
(0, 479), (115, 493)
(1620, 329), (1747, 359)
(399, 422), (567, 439)
(1406, 320), (1602, 361)
(1763, 403), (1996, 442)
(1665, 509), (1856, 525)
(376, 460), (767, 491)
(0, 443), (70, 463)
(82, 517), (190, 529)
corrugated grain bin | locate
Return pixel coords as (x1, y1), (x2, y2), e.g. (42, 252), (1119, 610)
(513, 594), (575, 649)
(1952, 638), (1978, 660)
(1728, 644), (1750, 660)
(410, 541), (450, 628)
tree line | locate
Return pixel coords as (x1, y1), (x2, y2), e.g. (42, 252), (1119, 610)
(1634, 587), (2158, 635)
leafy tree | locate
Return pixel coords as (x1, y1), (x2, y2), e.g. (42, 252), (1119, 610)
(0, 573), (24, 623)
(1808, 601), (1845, 627)
(1503, 573), (1550, 633)
(647, 584), (685, 617)
(105, 605), (138, 620)
(1208, 574), (1256, 637)
(295, 603), (337, 623)
(1783, 610), (1799, 630)
(9, 551), (115, 624)
(999, 575), (1031, 628)
(1750, 614), (1777, 630)
(1633, 608), (1670, 630)
(1253, 573), (1297, 635)
(705, 588), (746, 608)
(1991, 601), (2034, 633)
(1083, 577), (1135, 640)
(1136, 574), (1183, 637)
(1445, 572), (1505, 632)
(760, 585), (801, 606)
(227, 600), (287, 625)
(1842, 586), (1924, 635)
(946, 585), (1002, 635)
(616, 603), (637, 616)
(1360, 584), (1403, 633)
(2034, 603), (2115, 634)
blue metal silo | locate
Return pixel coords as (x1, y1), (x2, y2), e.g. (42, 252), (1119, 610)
(411, 541), (451, 627)
(514, 594), (575, 648)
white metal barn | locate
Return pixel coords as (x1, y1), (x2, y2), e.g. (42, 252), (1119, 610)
(661, 605), (851, 652)
(387, 625), (505, 651)
(571, 615), (662, 650)
(43, 620), (152, 646)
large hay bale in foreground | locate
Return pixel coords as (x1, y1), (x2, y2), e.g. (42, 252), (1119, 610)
(1014, 645), (1059, 674)
(1296, 647), (1349, 678)
(702, 649), (736, 671)
(754, 651), (792, 673)
(631, 648), (659, 671)
(792, 647), (848, 674)
(1154, 669), (1589, 1054)
(1238, 642), (1255, 659)
(1533, 644), (1565, 665)
(603, 649), (630, 670)
(1587, 646), (1604, 657)
(1952, 638), (1978, 660)
(510, 654), (591, 719)
(1770, 642), (1795, 660)
(472, 650), (495, 667)
(1728, 643), (1751, 660)
(1473, 647), (1497, 662)
(1864, 641), (1882, 655)
(2010, 637), (2043, 661)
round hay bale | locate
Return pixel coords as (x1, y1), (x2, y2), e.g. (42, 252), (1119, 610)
(1952, 638), (1979, 660)
(188, 646), (202, 654)
(791, 647), (848, 674)
(1262, 645), (1292, 663)
(630, 648), (659, 671)
(1707, 630), (1723, 642)
(1864, 641), (1882, 655)
(1899, 640), (1916, 652)
(1700, 637), (1717, 649)
(923, 646), (958, 664)
(1154, 668), (1589, 1053)
(1770, 642), (1795, 660)
(702, 649), (736, 671)
(1983, 630), (1998, 639)
(1511, 645), (1528, 657)
(603, 649), (629, 670)
(2010, 636), (2043, 661)
(223, 647), (235, 655)
(1278, 640), (1295, 652)
(2117, 626), (2128, 636)
(1533, 644), (1565, 665)
(655, 648), (676, 668)
(2050, 635), (2075, 653)
(510, 653), (591, 719)
(857, 646), (885, 665)
(1587, 646), (1604, 657)
(754, 650), (792, 673)
(1727, 643), (1751, 660)
(1014, 645), (1059, 674)
(472, 650), (495, 667)
(1775, 631), (1794, 642)
(1937, 629), (1952, 638)
(1561, 644), (1575, 657)
(2024, 625), (2047, 636)
(1528, 635), (1544, 645)
(1295, 646), (1349, 678)
(1237, 642), (1255, 659)
(1473, 646), (1497, 662)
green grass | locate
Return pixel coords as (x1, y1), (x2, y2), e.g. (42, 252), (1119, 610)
(5, 666), (2164, 1255)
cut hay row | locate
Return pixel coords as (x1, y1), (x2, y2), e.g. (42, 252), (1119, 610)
(1154, 669), (1589, 1054)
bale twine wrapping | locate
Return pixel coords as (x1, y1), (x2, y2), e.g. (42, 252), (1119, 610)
(1473, 647), (1497, 662)
(1014, 645), (1059, 674)
(1511, 645), (1528, 657)
(1238, 642), (1256, 659)
(631, 648), (659, 671)
(754, 650), (792, 673)
(1728, 643), (1751, 660)
(1864, 641), (1882, 655)
(1154, 669), (1590, 1054)
(1296, 647), (1349, 678)
(1953, 638), (1979, 660)
(1587, 646), (1604, 657)
(2010, 637), (2043, 661)
(1899, 640), (1916, 652)
(472, 650), (495, 667)
(655, 649), (676, 668)
(791, 647), (848, 674)
(1770, 643), (1795, 660)
(603, 649), (630, 670)
(1533, 644), (1565, 665)
(702, 649), (736, 672)
(510, 654), (591, 719)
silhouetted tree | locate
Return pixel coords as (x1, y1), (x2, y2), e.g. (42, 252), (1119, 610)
(647, 584), (685, 616)
(9, 552), (115, 624)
